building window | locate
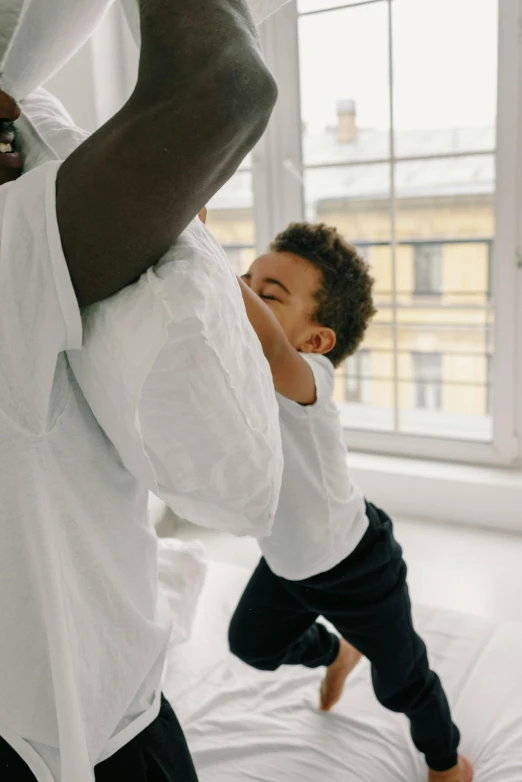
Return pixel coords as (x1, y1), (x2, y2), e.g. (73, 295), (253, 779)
(345, 350), (371, 404)
(414, 243), (443, 296)
(412, 352), (443, 411)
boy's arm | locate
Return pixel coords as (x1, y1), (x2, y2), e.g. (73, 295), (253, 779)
(239, 278), (317, 405)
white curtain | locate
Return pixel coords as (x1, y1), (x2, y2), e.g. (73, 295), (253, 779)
(0, 0), (115, 100)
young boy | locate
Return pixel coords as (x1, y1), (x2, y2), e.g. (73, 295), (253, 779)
(228, 222), (473, 782)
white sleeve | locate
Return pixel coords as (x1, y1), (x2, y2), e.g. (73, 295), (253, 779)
(277, 354), (335, 417)
(68, 218), (283, 538)
(0, 162), (82, 432)
(303, 354), (336, 408)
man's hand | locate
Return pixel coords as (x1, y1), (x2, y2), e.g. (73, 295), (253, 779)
(56, 0), (277, 307)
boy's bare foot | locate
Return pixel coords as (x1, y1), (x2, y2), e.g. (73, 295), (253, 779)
(320, 637), (362, 711)
(428, 756), (473, 782)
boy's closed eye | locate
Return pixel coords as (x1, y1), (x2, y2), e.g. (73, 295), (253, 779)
(241, 273), (289, 303)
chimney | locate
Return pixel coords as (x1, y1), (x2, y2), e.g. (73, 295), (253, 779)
(336, 99), (357, 143)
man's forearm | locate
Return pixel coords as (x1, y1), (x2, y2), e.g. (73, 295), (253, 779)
(136, 0), (267, 120)
(138, 0), (258, 58)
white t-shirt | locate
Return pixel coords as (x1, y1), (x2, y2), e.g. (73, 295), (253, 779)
(259, 354), (369, 581)
(0, 160), (175, 782)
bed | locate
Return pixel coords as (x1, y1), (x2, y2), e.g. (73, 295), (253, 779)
(162, 560), (522, 782)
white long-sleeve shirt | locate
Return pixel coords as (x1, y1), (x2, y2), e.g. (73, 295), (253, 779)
(0, 90), (282, 782)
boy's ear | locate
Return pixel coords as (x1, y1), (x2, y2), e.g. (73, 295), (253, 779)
(299, 327), (336, 356)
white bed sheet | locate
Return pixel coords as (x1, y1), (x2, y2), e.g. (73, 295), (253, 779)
(163, 562), (522, 782)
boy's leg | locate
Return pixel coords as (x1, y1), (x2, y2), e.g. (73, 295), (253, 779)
(228, 556), (339, 670)
(285, 503), (460, 773)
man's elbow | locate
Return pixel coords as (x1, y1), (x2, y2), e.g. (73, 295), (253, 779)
(239, 59), (278, 138)
(212, 52), (278, 154)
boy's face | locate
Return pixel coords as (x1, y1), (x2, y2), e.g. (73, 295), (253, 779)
(242, 251), (335, 355)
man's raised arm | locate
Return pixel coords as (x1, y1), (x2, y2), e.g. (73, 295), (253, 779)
(56, 0), (277, 306)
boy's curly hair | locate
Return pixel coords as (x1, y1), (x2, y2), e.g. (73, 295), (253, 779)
(270, 223), (377, 367)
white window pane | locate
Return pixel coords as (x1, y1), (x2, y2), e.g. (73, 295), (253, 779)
(266, 0), (503, 455)
(394, 150), (495, 439)
(370, 239), (491, 306)
(393, 0), (498, 157)
(303, 163), (391, 226)
(207, 170), (253, 213)
(399, 385), (492, 441)
(298, 2), (390, 165)
(395, 155), (495, 200)
(336, 327), (395, 433)
(206, 171), (256, 275)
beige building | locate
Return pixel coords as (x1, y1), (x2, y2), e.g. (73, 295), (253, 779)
(207, 102), (494, 432)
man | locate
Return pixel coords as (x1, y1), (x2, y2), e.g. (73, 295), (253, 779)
(0, 1), (277, 780)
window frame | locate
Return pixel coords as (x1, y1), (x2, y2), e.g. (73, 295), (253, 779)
(256, 0), (521, 467)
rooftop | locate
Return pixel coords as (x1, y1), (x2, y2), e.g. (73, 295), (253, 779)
(209, 125), (495, 211)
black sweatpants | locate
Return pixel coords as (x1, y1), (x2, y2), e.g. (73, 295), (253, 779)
(229, 502), (460, 772)
(0, 695), (199, 782)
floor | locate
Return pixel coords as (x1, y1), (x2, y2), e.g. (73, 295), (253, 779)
(154, 504), (522, 624)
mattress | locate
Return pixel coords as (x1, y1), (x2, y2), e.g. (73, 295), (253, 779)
(163, 562), (522, 781)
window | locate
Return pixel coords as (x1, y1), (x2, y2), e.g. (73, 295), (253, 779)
(344, 350), (371, 404)
(414, 243), (442, 296)
(293, 0), (498, 446)
(206, 162), (256, 277)
(252, 0), (520, 465)
(412, 352), (442, 411)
